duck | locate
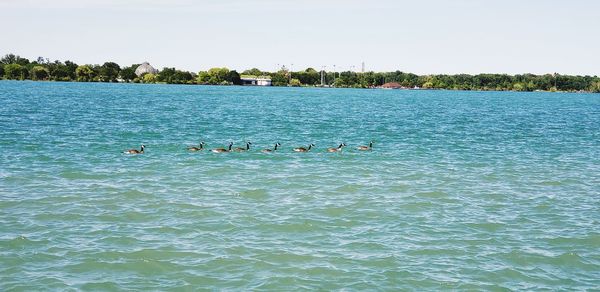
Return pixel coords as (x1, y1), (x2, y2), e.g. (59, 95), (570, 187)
(357, 141), (373, 151)
(262, 143), (281, 153)
(234, 142), (252, 152)
(188, 141), (205, 151)
(126, 144), (145, 154)
(293, 143), (315, 152)
(212, 142), (233, 153)
(327, 143), (346, 152)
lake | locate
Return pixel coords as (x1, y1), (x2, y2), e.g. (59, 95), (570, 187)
(1, 81), (599, 290)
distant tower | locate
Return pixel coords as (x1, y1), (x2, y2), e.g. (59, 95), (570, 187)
(361, 61), (365, 73)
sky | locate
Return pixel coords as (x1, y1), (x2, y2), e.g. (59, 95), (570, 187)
(1, 0), (599, 75)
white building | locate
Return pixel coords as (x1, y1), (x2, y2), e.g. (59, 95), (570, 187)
(240, 76), (272, 86)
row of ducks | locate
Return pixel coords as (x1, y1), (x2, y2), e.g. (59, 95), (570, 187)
(126, 142), (373, 154)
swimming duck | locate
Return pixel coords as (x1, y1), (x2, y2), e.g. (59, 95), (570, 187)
(293, 143), (315, 152)
(188, 141), (205, 151)
(357, 141), (373, 151)
(212, 142), (233, 153)
(126, 144), (145, 154)
(327, 143), (346, 152)
(262, 143), (281, 153)
(234, 142), (252, 152)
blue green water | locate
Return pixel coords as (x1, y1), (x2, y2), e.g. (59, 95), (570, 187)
(1, 80), (599, 290)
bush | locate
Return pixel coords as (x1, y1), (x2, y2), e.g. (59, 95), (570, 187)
(290, 78), (301, 87)
(590, 81), (600, 93)
(142, 73), (157, 83)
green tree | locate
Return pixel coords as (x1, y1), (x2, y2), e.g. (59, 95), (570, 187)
(295, 68), (320, 85)
(31, 66), (50, 80)
(99, 62), (121, 82)
(197, 67), (233, 85)
(196, 71), (210, 84)
(4, 64), (28, 80)
(158, 67), (176, 83)
(0, 54), (17, 65)
(174, 70), (194, 84)
(63, 61), (78, 80)
(48, 61), (71, 81)
(242, 68), (263, 76)
(209, 67), (229, 83)
(1, 54), (30, 66)
(526, 81), (537, 91)
(289, 78), (302, 87)
(513, 82), (525, 91)
(226, 70), (242, 85)
(35, 56), (49, 65)
(270, 71), (288, 86)
(422, 81), (434, 89)
(333, 78), (346, 87)
(75, 65), (95, 82)
(90, 65), (102, 82)
(158, 67), (193, 84)
(120, 64), (139, 82)
(420, 76), (435, 89)
(590, 81), (600, 93)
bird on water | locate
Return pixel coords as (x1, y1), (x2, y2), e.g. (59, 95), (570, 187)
(212, 142), (233, 153)
(126, 144), (145, 154)
(327, 143), (346, 152)
(357, 141), (373, 151)
(188, 141), (205, 151)
(234, 142), (252, 152)
(293, 143), (315, 152)
(262, 142), (281, 153)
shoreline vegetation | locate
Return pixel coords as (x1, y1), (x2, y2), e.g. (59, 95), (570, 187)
(1, 53), (599, 93)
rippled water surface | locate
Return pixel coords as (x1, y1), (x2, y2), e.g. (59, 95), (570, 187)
(1, 81), (599, 290)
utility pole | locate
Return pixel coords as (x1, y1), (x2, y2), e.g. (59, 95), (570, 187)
(333, 64), (336, 86)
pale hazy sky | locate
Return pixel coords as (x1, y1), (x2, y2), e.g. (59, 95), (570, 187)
(2, 0), (599, 75)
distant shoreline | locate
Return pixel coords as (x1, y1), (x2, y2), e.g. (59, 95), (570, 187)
(3, 79), (598, 94)
(2, 53), (599, 93)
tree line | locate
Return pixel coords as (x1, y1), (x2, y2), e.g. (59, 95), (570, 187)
(1, 53), (599, 92)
